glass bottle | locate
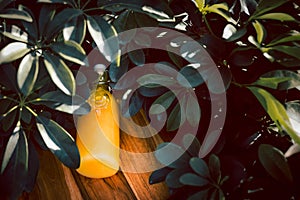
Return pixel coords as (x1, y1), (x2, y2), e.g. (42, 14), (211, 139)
(76, 70), (119, 178)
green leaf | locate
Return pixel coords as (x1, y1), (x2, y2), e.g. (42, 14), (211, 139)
(0, 42), (30, 64)
(1, 107), (18, 132)
(155, 142), (187, 168)
(87, 15), (120, 66)
(259, 70), (300, 90)
(190, 157), (209, 178)
(256, 13), (296, 22)
(268, 33), (300, 47)
(0, 126), (29, 200)
(36, 115), (80, 168)
(63, 15), (86, 44)
(177, 65), (204, 88)
(50, 40), (87, 66)
(38, 5), (55, 37)
(182, 134), (201, 157)
(21, 107), (32, 124)
(1, 25), (29, 43)
(252, 20), (266, 44)
(109, 56), (129, 82)
(180, 173), (209, 187)
(188, 189), (209, 200)
(134, 33), (152, 47)
(17, 53), (39, 96)
(134, 11), (158, 27)
(166, 168), (188, 188)
(43, 52), (75, 95)
(254, 0), (288, 16)
(258, 144), (293, 184)
(137, 74), (177, 87)
(253, 77), (292, 89)
(167, 103), (182, 131)
(209, 154), (221, 183)
(0, 8), (32, 22)
(248, 86), (300, 145)
(149, 167), (172, 184)
(46, 8), (83, 40)
(150, 91), (175, 115)
(127, 42), (145, 66)
(271, 45), (300, 60)
(186, 94), (200, 127)
(286, 101), (300, 136)
(37, 0), (74, 6)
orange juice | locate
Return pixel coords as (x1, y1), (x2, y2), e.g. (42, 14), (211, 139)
(76, 73), (119, 178)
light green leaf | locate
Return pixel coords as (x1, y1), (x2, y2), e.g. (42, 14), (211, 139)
(268, 34), (300, 47)
(186, 94), (200, 127)
(248, 86), (300, 145)
(50, 40), (87, 66)
(252, 20), (266, 44)
(258, 144), (293, 184)
(87, 15), (120, 66)
(189, 157), (209, 177)
(271, 45), (300, 60)
(36, 115), (80, 168)
(43, 52), (75, 96)
(180, 173), (209, 187)
(256, 13), (296, 22)
(17, 53), (39, 96)
(150, 91), (175, 115)
(0, 42), (30, 64)
(1, 25), (29, 43)
(195, 0), (205, 10)
(253, 77), (292, 89)
(0, 8), (32, 22)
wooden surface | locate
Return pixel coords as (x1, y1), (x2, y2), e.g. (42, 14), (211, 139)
(20, 111), (169, 200)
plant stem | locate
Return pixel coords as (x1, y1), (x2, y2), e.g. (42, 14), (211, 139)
(81, 0), (92, 10)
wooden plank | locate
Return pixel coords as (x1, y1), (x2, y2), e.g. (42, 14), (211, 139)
(119, 111), (169, 200)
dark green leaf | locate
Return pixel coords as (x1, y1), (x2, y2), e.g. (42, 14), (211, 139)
(87, 15), (120, 66)
(39, 5), (56, 37)
(21, 107), (32, 124)
(134, 11), (159, 27)
(50, 40), (87, 66)
(134, 33), (152, 47)
(0, 126), (29, 200)
(63, 15), (86, 44)
(167, 103), (181, 131)
(36, 115), (80, 168)
(19, 5), (37, 41)
(268, 34), (300, 47)
(0, 64), (18, 92)
(150, 91), (175, 115)
(188, 189), (210, 200)
(0, 0), (13, 10)
(1, 108), (18, 132)
(209, 154), (221, 183)
(46, 8), (83, 40)
(37, 0), (74, 6)
(0, 99), (16, 115)
(149, 167), (172, 184)
(17, 53), (39, 96)
(258, 144), (293, 184)
(127, 42), (145, 66)
(190, 157), (209, 177)
(0, 8), (32, 22)
(199, 130), (222, 158)
(109, 56), (129, 82)
(1, 25), (29, 43)
(137, 74), (176, 87)
(182, 134), (201, 157)
(178, 65), (204, 88)
(155, 142), (186, 168)
(121, 91), (144, 117)
(43, 52), (75, 95)
(0, 42), (30, 64)
(254, 0), (288, 17)
(138, 86), (167, 97)
(166, 168), (189, 188)
(180, 173), (209, 187)
(24, 140), (39, 192)
(186, 94), (200, 127)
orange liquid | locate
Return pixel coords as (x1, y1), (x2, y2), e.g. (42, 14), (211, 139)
(76, 87), (119, 178)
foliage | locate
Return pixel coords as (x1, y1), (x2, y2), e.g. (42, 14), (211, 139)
(0, 0), (300, 199)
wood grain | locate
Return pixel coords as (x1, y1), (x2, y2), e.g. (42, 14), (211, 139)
(20, 110), (169, 200)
